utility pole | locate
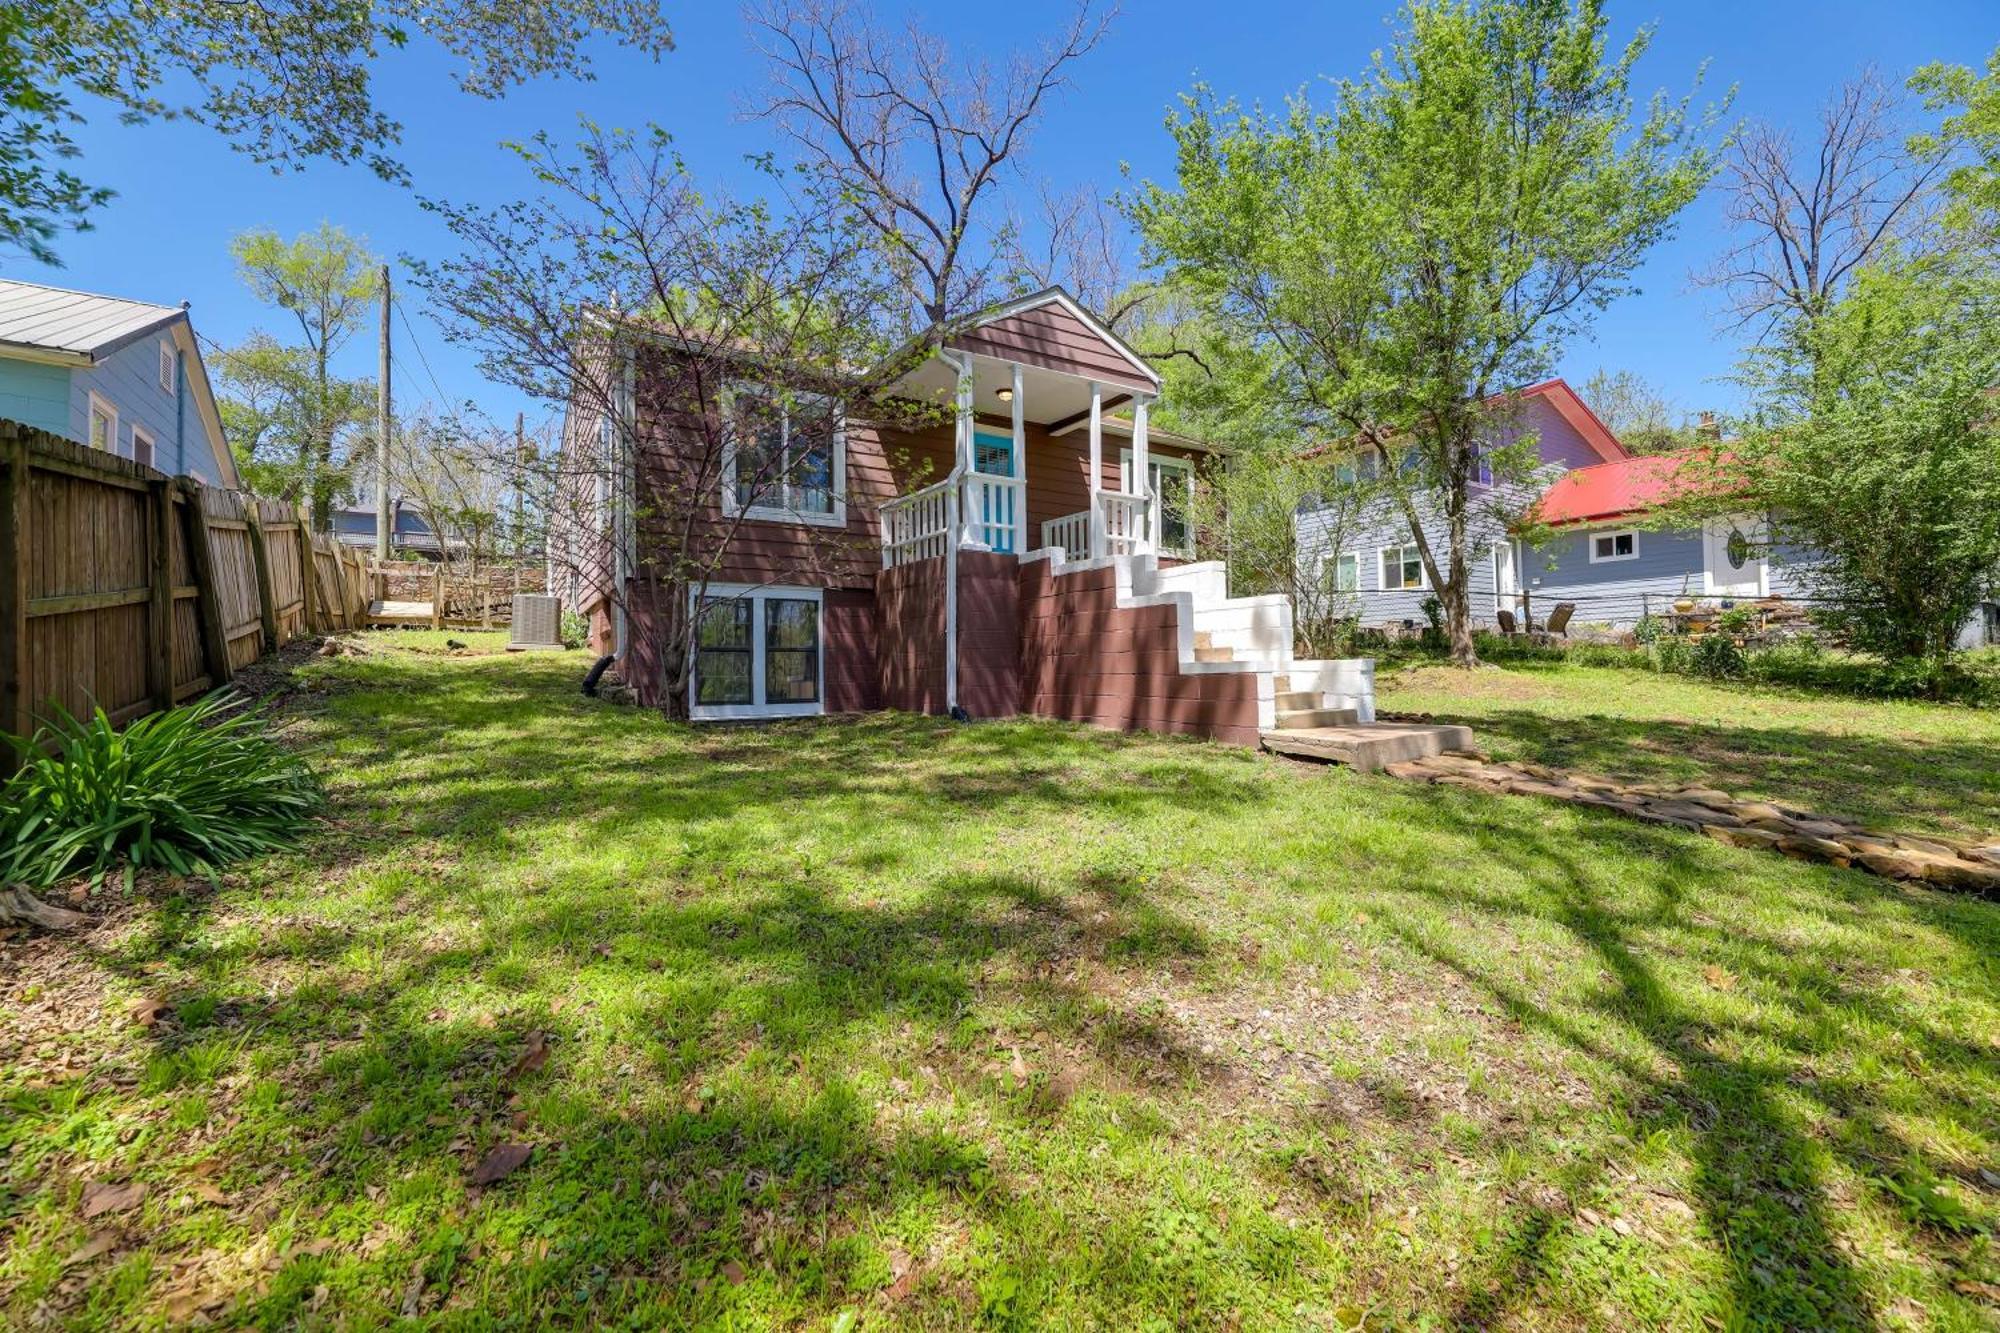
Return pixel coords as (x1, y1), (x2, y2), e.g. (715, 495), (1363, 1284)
(375, 262), (392, 561)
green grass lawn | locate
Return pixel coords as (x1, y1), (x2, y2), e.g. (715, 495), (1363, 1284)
(3, 639), (1998, 1329)
(1379, 659), (2000, 840)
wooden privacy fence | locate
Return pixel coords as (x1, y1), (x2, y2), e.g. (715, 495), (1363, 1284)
(0, 422), (371, 767)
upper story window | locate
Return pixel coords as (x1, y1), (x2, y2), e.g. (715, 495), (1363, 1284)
(1473, 445), (1493, 487)
(1590, 529), (1639, 563)
(723, 385), (844, 528)
(159, 341), (177, 395)
(88, 392), (118, 455)
(1333, 551), (1360, 592)
(131, 425), (155, 469)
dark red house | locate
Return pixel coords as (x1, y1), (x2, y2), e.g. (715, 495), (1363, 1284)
(557, 287), (1374, 744)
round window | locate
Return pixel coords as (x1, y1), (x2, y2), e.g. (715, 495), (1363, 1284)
(1726, 529), (1752, 570)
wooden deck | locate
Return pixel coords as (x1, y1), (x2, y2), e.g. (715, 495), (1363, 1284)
(367, 599), (439, 627)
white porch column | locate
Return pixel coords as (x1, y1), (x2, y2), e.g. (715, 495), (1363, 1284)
(1087, 380), (1104, 559)
(1131, 393), (1153, 555)
(1010, 362), (1026, 554)
(954, 354), (975, 547)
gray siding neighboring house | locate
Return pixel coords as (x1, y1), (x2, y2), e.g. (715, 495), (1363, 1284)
(1296, 380), (1630, 629)
(0, 278), (239, 487)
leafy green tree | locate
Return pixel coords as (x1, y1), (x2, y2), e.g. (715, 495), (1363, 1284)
(218, 225), (379, 527)
(1580, 368), (1703, 454)
(1913, 44), (2000, 237)
(1128, 0), (1717, 665)
(1716, 252), (2000, 683)
(0, 0), (672, 264)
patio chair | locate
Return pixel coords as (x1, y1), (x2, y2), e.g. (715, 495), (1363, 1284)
(1544, 602), (1576, 638)
(1495, 609), (1519, 637)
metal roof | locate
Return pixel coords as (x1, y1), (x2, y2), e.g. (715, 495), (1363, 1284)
(0, 279), (183, 363)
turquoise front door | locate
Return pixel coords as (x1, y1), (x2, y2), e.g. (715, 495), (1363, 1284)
(972, 431), (1017, 553)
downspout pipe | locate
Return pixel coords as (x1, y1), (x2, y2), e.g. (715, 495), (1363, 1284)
(940, 348), (973, 717)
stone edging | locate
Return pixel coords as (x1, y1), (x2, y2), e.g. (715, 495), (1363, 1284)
(1378, 751), (2000, 898)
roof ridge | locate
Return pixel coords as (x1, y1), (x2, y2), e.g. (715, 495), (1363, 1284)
(0, 276), (178, 313)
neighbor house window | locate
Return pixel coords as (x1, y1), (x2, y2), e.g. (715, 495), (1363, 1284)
(1590, 529), (1639, 563)
(130, 425), (154, 469)
(1380, 542), (1426, 590)
(159, 342), (177, 394)
(1123, 450), (1196, 556)
(690, 585), (824, 718)
(1334, 552), (1360, 592)
(88, 393), (118, 455)
(724, 386), (844, 527)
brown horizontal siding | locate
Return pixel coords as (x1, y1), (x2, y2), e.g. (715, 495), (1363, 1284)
(824, 588), (880, 712)
(955, 549), (1020, 718)
(1014, 559), (1262, 747)
(950, 303), (1156, 395)
(875, 555), (947, 714)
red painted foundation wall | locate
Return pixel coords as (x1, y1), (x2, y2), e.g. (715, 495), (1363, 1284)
(875, 557), (948, 714)
(1016, 561), (1264, 746)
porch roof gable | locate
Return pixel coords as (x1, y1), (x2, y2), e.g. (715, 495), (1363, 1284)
(944, 287), (1160, 395)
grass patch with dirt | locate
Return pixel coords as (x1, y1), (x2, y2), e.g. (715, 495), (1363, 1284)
(1380, 658), (2000, 839)
(3, 636), (1998, 1328)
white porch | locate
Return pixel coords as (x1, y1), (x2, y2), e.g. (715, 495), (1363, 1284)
(879, 348), (1163, 569)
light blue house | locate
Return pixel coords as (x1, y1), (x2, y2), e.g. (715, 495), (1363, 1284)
(1295, 378), (1630, 629)
(1301, 385), (1998, 647)
(0, 278), (240, 487)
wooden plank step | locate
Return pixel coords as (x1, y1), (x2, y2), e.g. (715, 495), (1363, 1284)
(1274, 706), (1360, 730)
(1275, 690), (1321, 712)
(1194, 646), (1234, 662)
(1261, 722), (1477, 773)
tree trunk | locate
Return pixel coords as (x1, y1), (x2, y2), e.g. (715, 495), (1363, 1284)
(1444, 572), (1478, 667)
(0, 887), (85, 930)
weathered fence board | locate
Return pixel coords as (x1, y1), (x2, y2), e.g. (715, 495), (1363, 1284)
(0, 421), (373, 773)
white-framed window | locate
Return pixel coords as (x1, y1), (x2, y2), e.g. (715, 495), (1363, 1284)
(1379, 542), (1426, 590)
(721, 385), (845, 528)
(1120, 449), (1196, 557)
(1334, 551), (1360, 592)
(1473, 445), (1493, 487)
(1589, 529), (1639, 563)
(130, 425), (155, 469)
(159, 341), (177, 395)
(689, 583), (825, 720)
(87, 392), (118, 456)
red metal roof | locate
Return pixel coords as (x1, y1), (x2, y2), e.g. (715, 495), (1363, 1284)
(1530, 450), (1710, 526)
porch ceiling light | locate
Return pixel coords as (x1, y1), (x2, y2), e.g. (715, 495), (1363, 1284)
(995, 386), (1013, 402)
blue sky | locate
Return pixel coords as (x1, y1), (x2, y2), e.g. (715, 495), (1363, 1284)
(10, 1), (1995, 438)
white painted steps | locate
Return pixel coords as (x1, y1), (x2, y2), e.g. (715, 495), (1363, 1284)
(1022, 550), (1376, 733)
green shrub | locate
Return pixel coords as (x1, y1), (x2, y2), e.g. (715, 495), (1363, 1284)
(559, 609), (590, 651)
(0, 693), (324, 891)
(1687, 634), (1748, 680)
(1632, 615), (1665, 645)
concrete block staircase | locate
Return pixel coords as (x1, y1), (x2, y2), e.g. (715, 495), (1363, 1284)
(1035, 550), (1473, 766)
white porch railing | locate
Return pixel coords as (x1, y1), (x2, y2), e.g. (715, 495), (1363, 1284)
(1098, 489), (1149, 557)
(1038, 489), (1151, 561)
(880, 477), (955, 568)
(961, 473), (1023, 553)
(1041, 511), (1090, 561)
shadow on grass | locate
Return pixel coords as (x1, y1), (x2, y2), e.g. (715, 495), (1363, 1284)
(12, 646), (1998, 1327)
(1364, 782), (2000, 1330)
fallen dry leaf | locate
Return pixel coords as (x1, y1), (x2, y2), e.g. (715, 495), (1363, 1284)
(1956, 1280), (2000, 1303)
(1702, 965), (1738, 991)
(720, 1259), (747, 1286)
(189, 1181), (227, 1206)
(506, 1032), (548, 1083)
(80, 1180), (145, 1220)
(400, 1260), (427, 1316)
(469, 1143), (532, 1186)
(63, 1230), (121, 1266)
(131, 997), (171, 1028)
(1009, 1047), (1028, 1080)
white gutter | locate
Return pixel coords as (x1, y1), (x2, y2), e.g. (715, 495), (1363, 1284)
(612, 339), (636, 662)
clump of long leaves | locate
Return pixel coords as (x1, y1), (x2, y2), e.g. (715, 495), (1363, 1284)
(0, 692), (323, 891)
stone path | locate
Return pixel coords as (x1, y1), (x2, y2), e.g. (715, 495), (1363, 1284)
(1374, 750), (2000, 898)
